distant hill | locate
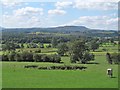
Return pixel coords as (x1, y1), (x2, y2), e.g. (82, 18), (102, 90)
(2, 26), (118, 37)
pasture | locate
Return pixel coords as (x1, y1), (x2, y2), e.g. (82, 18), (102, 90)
(2, 43), (118, 88)
(2, 55), (118, 88)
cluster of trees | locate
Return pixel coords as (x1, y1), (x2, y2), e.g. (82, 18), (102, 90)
(2, 31), (71, 48)
(69, 41), (95, 64)
(57, 40), (95, 64)
(2, 51), (61, 63)
(2, 43), (51, 51)
(106, 52), (120, 64)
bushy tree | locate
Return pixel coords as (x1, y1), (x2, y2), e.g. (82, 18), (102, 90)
(33, 54), (42, 62)
(111, 53), (120, 64)
(52, 54), (61, 63)
(14, 53), (21, 61)
(20, 51), (34, 62)
(57, 43), (68, 56)
(2, 42), (16, 51)
(42, 55), (50, 62)
(8, 51), (16, 61)
(15, 44), (21, 48)
(2, 54), (9, 61)
(21, 43), (24, 48)
(106, 53), (112, 64)
(82, 52), (94, 64)
(70, 55), (78, 63)
(70, 40), (95, 64)
(90, 41), (99, 51)
(51, 37), (58, 48)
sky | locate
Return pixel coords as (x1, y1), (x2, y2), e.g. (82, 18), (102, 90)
(0, 0), (119, 30)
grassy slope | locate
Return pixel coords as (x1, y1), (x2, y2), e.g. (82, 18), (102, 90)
(2, 55), (118, 88)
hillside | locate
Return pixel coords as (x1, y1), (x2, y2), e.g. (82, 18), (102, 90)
(1, 26), (118, 37)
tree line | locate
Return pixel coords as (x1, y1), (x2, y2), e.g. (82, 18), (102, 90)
(2, 51), (61, 63)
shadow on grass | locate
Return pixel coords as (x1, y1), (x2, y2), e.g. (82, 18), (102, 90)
(111, 76), (117, 78)
(87, 62), (99, 64)
(59, 62), (64, 64)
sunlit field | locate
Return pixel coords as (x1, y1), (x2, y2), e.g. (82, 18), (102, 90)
(2, 45), (118, 88)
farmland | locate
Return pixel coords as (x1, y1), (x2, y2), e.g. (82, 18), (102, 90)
(2, 44), (119, 88)
(1, 26), (119, 88)
(2, 56), (118, 88)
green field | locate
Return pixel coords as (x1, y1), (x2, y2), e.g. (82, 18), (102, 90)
(2, 43), (119, 88)
(2, 55), (118, 88)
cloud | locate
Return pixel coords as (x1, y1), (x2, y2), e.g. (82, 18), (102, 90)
(2, 7), (44, 28)
(14, 7), (43, 16)
(67, 16), (118, 30)
(53, 1), (118, 10)
(55, 1), (73, 9)
(48, 2), (70, 16)
(60, 0), (119, 3)
(48, 9), (66, 15)
(2, 14), (42, 28)
(74, 1), (118, 10)
(1, 1), (22, 8)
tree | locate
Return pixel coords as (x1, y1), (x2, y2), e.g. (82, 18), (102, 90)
(52, 54), (61, 63)
(20, 51), (33, 62)
(82, 52), (94, 64)
(57, 43), (68, 56)
(42, 55), (50, 62)
(70, 55), (78, 63)
(21, 43), (24, 48)
(90, 41), (99, 51)
(106, 53), (112, 64)
(33, 54), (42, 62)
(8, 51), (16, 61)
(70, 40), (94, 64)
(15, 44), (21, 48)
(14, 53), (21, 62)
(111, 53), (120, 64)
(51, 37), (58, 48)
(2, 42), (16, 51)
(2, 54), (9, 61)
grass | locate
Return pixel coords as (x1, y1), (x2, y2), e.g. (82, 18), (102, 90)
(1, 44), (118, 88)
(2, 55), (118, 88)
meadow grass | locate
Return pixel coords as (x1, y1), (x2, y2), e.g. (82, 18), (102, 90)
(2, 44), (118, 88)
(2, 55), (118, 88)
